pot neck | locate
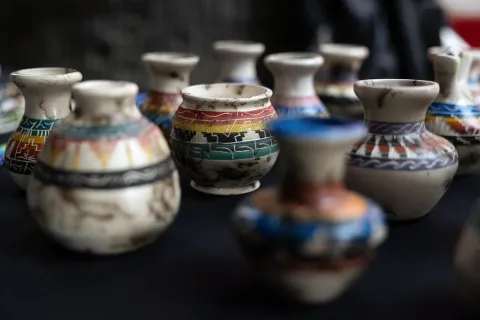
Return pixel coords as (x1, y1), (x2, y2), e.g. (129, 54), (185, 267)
(318, 65), (360, 84)
(20, 86), (74, 120)
(217, 55), (258, 82)
(271, 67), (317, 97)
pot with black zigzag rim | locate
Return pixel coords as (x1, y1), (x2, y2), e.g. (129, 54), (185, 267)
(346, 79), (458, 221)
(170, 83), (279, 195)
(27, 80), (181, 255)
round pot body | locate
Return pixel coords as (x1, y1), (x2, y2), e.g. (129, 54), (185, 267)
(233, 117), (387, 304)
(347, 79), (458, 220)
(27, 80), (181, 255)
(171, 83), (278, 195)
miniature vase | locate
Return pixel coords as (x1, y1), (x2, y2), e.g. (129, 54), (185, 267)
(27, 80), (181, 255)
(265, 52), (329, 118)
(233, 116), (387, 304)
(347, 79), (458, 220)
(4, 68), (82, 190)
(213, 40), (264, 84)
(455, 199), (480, 307)
(170, 83), (278, 195)
(315, 43), (369, 119)
(140, 52), (199, 136)
(425, 50), (480, 175)
(0, 65), (24, 135)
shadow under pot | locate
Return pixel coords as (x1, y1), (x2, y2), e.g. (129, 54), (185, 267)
(346, 79), (458, 221)
(170, 83), (279, 195)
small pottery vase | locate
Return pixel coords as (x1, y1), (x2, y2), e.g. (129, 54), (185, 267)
(455, 199), (480, 308)
(233, 116), (387, 304)
(4, 68), (82, 190)
(27, 80), (181, 255)
(213, 40), (264, 84)
(140, 52), (199, 136)
(264, 52), (329, 118)
(347, 79), (458, 220)
(170, 83), (278, 195)
(316, 43), (369, 119)
(425, 50), (480, 175)
(0, 65), (24, 134)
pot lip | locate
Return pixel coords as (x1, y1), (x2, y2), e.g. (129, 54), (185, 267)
(319, 43), (369, 59)
(142, 52), (200, 65)
(354, 79), (439, 92)
(213, 40), (265, 54)
(73, 80), (138, 99)
(181, 83), (272, 104)
(264, 52), (324, 67)
(10, 67), (82, 79)
(268, 116), (366, 141)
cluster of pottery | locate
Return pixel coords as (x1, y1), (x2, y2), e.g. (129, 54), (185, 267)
(2, 41), (480, 306)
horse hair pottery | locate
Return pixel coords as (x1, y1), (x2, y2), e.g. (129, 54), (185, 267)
(347, 79), (458, 220)
(264, 52), (329, 118)
(0, 65), (24, 135)
(426, 49), (480, 175)
(27, 80), (181, 254)
(170, 83), (278, 195)
(316, 43), (369, 118)
(4, 67), (82, 190)
(233, 116), (387, 304)
(140, 52), (199, 136)
(454, 199), (480, 308)
(213, 40), (265, 84)
(469, 49), (480, 104)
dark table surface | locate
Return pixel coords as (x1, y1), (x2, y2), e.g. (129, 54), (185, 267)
(0, 130), (479, 320)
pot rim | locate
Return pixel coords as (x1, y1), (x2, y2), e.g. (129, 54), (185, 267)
(142, 52), (200, 65)
(354, 79), (439, 92)
(213, 40), (265, 54)
(264, 52), (324, 67)
(73, 80), (138, 99)
(181, 83), (272, 104)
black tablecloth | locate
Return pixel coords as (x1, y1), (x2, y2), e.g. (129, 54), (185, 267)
(0, 138), (479, 319)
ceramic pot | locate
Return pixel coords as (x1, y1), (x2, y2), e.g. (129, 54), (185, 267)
(4, 67), (82, 190)
(347, 79), (458, 220)
(455, 199), (480, 308)
(213, 40), (264, 84)
(140, 52), (199, 136)
(27, 80), (181, 255)
(170, 83), (278, 195)
(426, 50), (480, 175)
(0, 65), (24, 134)
(316, 43), (369, 119)
(233, 116), (387, 304)
(265, 52), (329, 118)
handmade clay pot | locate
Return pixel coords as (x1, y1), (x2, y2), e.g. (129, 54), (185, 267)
(425, 50), (480, 175)
(347, 79), (458, 220)
(316, 43), (369, 118)
(265, 52), (329, 118)
(140, 52), (199, 136)
(233, 116), (387, 304)
(0, 65), (24, 134)
(455, 199), (480, 307)
(170, 83), (278, 195)
(27, 80), (181, 255)
(213, 40), (264, 84)
(4, 67), (82, 190)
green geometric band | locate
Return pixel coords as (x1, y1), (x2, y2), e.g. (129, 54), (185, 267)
(170, 137), (279, 160)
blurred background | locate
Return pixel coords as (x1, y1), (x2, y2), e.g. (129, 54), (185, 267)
(0, 0), (479, 89)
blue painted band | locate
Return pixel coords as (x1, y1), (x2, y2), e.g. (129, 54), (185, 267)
(427, 102), (480, 117)
(274, 104), (328, 117)
(268, 116), (366, 141)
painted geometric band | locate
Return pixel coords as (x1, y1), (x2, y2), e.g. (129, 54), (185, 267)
(17, 116), (62, 130)
(172, 127), (272, 143)
(53, 118), (152, 140)
(174, 105), (276, 120)
(427, 102), (480, 117)
(274, 105), (328, 117)
(170, 136), (279, 160)
(32, 156), (177, 189)
(441, 135), (480, 146)
(317, 94), (360, 107)
(348, 154), (458, 171)
(4, 157), (35, 175)
(366, 121), (426, 135)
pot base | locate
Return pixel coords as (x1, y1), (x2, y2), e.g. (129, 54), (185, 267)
(190, 180), (260, 196)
